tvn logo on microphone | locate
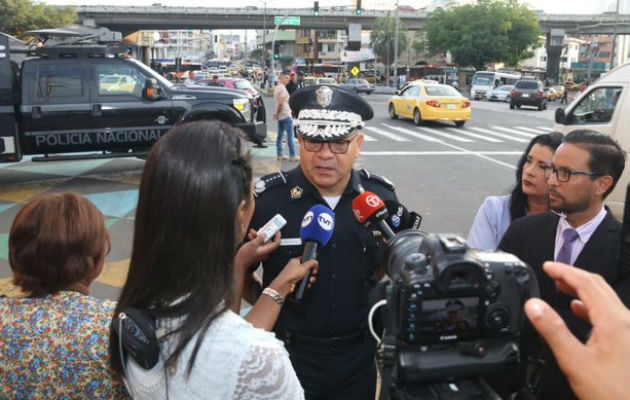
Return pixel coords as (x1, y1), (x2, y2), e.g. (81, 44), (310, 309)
(365, 194), (382, 208)
(301, 209), (334, 231)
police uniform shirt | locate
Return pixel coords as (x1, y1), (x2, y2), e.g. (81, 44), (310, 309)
(250, 166), (398, 338)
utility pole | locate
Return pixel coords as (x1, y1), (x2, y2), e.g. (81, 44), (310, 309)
(263, 0), (267, 80)
(393, 0), (400, 88)
(611, 0), (620, 70)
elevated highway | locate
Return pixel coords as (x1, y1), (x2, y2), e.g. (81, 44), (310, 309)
(72, 5), (630, 36)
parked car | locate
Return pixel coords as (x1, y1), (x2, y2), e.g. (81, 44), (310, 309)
(510, 79), (547, 111)
(340, 78), (375, 94)
(196, 77), (266, 122)
(387, 80), (472, 127)
(301, 77), (338, 87)
(486, 85), (513, 102)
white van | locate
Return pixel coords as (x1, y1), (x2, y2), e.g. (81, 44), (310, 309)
(553, 62), (629, 219)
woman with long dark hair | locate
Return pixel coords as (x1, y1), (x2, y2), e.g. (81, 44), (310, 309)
(110, 120), (316, 399)
(467, 132), (563, 250)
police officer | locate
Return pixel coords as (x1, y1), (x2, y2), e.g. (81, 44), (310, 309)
(249, 85), (400, 400)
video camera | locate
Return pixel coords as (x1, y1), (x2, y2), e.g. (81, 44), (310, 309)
(377, 230), (539, 400)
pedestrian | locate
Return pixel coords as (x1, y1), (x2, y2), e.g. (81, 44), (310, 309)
(273, 71), (298, 162)
(248, 85), (401, 399)
(498, 129), (629, 400)
(0, 192), (129, 399)
(109, 120), (318, 399)
(286, 71), (299, 95)
(468, 132), (563, 250)
(561, 81), (570, 105)
(184, 70), (196, 87)
(208, 74), (221, 86)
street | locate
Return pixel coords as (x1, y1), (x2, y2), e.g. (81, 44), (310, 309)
(0, 92), (561, 299)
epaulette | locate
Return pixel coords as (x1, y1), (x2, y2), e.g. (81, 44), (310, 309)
(254, 172), (289, 197)
(359, 168), (396, 192)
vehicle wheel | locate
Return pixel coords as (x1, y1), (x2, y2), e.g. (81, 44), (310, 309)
(413, 108), (423, 126)
(455, 121), (465, 127)
(543, 101), (548, 110)
(516, 104), (521, 108)
(388, 104), (398, 119)
(510, 102), (515, 109)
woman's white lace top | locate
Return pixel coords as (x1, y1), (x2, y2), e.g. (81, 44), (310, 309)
(124, 310), (304, 399)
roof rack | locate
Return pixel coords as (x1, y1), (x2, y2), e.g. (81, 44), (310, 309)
(26, 27), (122, 47)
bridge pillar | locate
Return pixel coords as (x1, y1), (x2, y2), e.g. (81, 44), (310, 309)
(545, 29), (565, 84)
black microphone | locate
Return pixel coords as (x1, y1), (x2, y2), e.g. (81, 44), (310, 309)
(295, 204), (335, 300)
(384, 200), (423, 232)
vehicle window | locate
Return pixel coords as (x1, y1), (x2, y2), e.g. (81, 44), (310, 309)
(97, 64), (149, 98)
(403, 86), (420, 97)
(234, 81), (253, 90)
(570, 86), (622, 124)
(37, 64), (85, 100)
(425, 85), (460, 97)
(515, 81), (538, 89)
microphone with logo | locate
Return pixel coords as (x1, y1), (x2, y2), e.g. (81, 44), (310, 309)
(351, 191), (395, 241)
(384, 200), (423, 232)
(294, 204), (336, 301)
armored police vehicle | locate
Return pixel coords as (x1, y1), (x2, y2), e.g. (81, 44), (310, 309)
(0, 28), (267, 162)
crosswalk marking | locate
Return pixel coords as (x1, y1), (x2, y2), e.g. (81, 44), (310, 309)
(489, 125), (536, 138)
(361, 133), (378, 141)
(515, 126), (550, 134)
(537, 126), (553, 131)
(445, 128), (503, 142)
(387, 125), (443, 142)
(418, 127), (474, 142)
(364, 126), (410, 142)
(466, 127), (530, 143)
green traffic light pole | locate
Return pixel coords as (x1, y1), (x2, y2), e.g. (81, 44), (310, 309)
(269, 12), (290, 92)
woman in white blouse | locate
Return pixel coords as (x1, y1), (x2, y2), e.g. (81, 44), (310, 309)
(109, 120), (317, 399)
(467, 132), (563, 250)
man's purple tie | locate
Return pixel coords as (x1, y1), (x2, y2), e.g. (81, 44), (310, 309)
(556, 228), (579, 264)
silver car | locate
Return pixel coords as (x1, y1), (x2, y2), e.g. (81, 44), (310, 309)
(486, 85), (513, 102)
(341, 78), (375, 95)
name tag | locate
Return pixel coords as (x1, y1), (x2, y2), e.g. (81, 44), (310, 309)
(281, 238), (302, 246)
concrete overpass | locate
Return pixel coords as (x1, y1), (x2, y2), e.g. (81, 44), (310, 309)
(72, 5), (630, 37)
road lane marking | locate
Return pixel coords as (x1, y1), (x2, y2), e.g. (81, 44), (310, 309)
(515, 126), (550, 134)
(445, 128), (503, 142)
(489, 125), (536, 138)
(364, 126), (410, 141)
(466, 127), (530, 143)
(386, 125), (443, 142)
(418, 127), (474, 142)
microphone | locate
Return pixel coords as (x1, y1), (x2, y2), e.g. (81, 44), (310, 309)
(384, 200), (423, 232)
(351, 191), (395, 240)
(295, 204), (335, 300)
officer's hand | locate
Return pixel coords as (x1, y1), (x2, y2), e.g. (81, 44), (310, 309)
(269, 257), (318, 298)
(525, 261), (630, 400)
(235, 229), (281, 273)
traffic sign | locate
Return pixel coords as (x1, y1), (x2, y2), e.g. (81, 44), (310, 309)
(274, 16), (301, 26)
(351, 66), (360, 76)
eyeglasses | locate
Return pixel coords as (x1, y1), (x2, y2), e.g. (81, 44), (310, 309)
(544, 167), (603, 182)
(302, 135), (358, 154)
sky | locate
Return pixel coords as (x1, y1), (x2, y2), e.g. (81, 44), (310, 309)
(39, 0), (609, 15)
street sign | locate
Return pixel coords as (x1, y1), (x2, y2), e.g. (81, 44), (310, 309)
(274, 16), (301, 26)
(351, 66), (360, 76)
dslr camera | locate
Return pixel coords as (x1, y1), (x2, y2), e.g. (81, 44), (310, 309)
(377, 230), (539, 399)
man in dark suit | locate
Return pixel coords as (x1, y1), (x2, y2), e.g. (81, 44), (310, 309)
(498, 129), (628, 400)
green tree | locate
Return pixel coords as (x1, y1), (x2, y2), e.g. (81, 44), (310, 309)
(370, 15), (407, 81)
(250, 48), (265, 65)
(0, 0), (76, 39)
(422, 0), (541, 70)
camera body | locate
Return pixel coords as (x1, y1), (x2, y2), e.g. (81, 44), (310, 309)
(381, 230), (538, 388)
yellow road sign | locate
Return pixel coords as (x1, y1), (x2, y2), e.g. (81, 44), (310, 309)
(351, 66), (360, 76)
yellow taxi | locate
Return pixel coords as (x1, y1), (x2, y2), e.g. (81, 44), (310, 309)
(387, 80), (472, 127)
